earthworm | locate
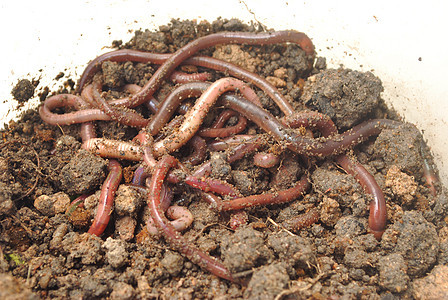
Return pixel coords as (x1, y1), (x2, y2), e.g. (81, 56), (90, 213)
(283, 208), (320, 232)
(91, 83), (150, 128)
(336, 155), (387, 240)
(65, 194), (90, 217)
(183, 135), (207, 166)
(39, 94), (111, 125)
(228, 210), (249, 230)
(253, 152), (280, 168)
(208, 134), (256, 151)
(132, 165), (148, 186)
(77, 30), (314, 111)
(82, 138), (143, 161)
(147, 205), (194, 236)
(285, 110), (389, 240)
(219, 93), (400, 156)
(152, 78), (262, 157)
(217, 175), (310, 211)
(170, 70), (212, 84)
(420, 142), (439, 196)
(198, 109), (248, 138)
(146, 82), (208, 136)
(185, 176), (242, 199)
(88, 159), (122, 236)
(147, 155), (235, 282)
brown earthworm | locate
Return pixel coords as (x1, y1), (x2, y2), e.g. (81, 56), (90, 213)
(284, 110), (389, 240)
(219, 93), (400, 157)
(183, 135), (207, 166)
(170, 70), (212, 84)
(283, 208), (320, 232)
(88, 159), (122, 236)
(253, 152), (280, 168)
(77, 30), (314, 113)
(217, 175), (310, 211)
(147, 155), (236, 282)
(198, 109), (248, 138)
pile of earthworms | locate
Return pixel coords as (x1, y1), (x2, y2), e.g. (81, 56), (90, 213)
(39, 30), (402, 282)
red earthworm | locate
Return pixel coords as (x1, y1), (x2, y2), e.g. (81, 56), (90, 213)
(147, 155), (235, 282)
(283, 208), (320, 232)
(78, 31), (314, 109)
(198, 109), (248, 138)
(65, 194), (90, 217)
(183, 135), (207, 166)
(152, 78), (262, 157)
(88, 159), (122, 236)
(216, 175), (310, 211)
(82, 138), (143, 161)
(185, 176), (242, 198)
(335, 155), (386, 240)
(219, 93), (400, 157)
(285, 110), (389, 240)
(192, 161), (212, 178)
(253, 152), (280, 168)
(80, 122), (96, 142)
(170, 70), (212, 84)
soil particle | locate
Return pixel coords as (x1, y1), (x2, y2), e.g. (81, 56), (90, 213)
(412, 265), (448, 299)
(110, 281), (135, 300)
(103, 237), (128, 269)
(115, 216), (137, 241)
(385, 211), (438, 276)
(0, 273), (38, 300)
(114, 185), (144, 216)
(266, 230), (316, 268)
(373, 122), (424, 179)
(161, 250), (184, 277)
(244, 262), (289, 299)
(319, 196), (342, 226)
(334, 215), (368, 239)
(102, 61), (125, 88)
(221, 226), (274, 273)
(209, 152), (232, 181)
(385, 165), (418, 206)
(61, 232), (103, 266)
(378, 253), (409, 293)
(59, 149), (107, 195)
(213, 44), (261, 72)
(301, 68), (383, 128)
(33, 192), (70, 216)
(11, 79), (35, 103)
(438, 226), (448, 265)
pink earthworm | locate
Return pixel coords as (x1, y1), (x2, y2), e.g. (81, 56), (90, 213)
(253, 152), (280, 168)
(39, 94), (112, 125)
(82, 138), (143, 161)
(170, 70), (212, 84)
(152, 78), (262, 157)
(147, 205), (194, 236)
(147, 155), (236, 282)
(88, 159), (122, 236)
(198, 109), (248, 138)
(77, 30), (314, 109)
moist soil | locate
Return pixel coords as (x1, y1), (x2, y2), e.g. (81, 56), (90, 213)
(1, 19), (447, 299)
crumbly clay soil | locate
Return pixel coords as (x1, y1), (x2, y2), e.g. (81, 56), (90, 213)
(1, 19), (447, 299)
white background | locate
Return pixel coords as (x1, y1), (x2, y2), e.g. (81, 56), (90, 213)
(1, 0), (447, 187)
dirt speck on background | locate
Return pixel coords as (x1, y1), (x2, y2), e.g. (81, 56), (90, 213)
(1, 18), (446, 299)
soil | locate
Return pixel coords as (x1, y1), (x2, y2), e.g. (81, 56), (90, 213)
(1, 18), (447, 299)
